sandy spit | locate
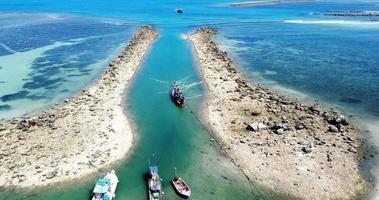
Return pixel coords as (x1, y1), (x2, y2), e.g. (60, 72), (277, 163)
(188, 27), (370, 200)
(0, 26), (158, 187)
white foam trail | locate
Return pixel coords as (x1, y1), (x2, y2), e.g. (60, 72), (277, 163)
(216, 34), (252, 52)
(182, 81), (203, 91)
(44, 13), (65, 20)
(284, 19), (379, 28)
(0, 13), (66, 29)
(180, 33), (188, 40)
(150, 78), (171, 84)
(179, 74), (192, 83)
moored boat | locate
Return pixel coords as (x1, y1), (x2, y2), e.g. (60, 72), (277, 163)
(171, 81), (185, 107)
(91, 170), (119, 200)
(171, 177), (191, 198)
(147, 166), (164, 200)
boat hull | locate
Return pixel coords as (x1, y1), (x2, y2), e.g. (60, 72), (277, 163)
(170, 89), (185, 107)
(91, 170), (118, 200)
(171, 177), (191, 199)
(146, 166), (164, 200)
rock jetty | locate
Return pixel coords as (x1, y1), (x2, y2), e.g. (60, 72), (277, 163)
(188, 27), (370, 199)
(324, 11), (379, 17)
(0, 26), (158, 187)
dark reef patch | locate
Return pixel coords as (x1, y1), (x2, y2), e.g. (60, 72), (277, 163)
(1, 90), (29, 102)
(78, 68), (93, 73)
(67, 72), (91, 77)
(339, 97), (362, 104)
(60, 89), (70, 93)
(23, 77), (64, 90)
(0, 104), (11, 111)
(27, 94), (46, 100)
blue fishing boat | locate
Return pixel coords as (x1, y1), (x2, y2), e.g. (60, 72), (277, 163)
(91, 170), (119, 200)
(147, 166), (164, 200)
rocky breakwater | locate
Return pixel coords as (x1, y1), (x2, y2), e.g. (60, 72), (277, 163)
(188, 27), (370, 199)
(324, 10), (379, 17)
(228, 0), (314, 7)
(0, 26), (158, 187)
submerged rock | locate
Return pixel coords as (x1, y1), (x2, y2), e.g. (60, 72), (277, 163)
(0, 104), (12, 111)
(339, 97), (362, 104)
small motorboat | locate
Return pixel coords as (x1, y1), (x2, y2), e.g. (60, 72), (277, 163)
(91, 170), (119, 200)
(147, 166), (164, 200)
(172, 177), (191, 198)
(171, 81), (185, 107)
(176, 8), (184, 13)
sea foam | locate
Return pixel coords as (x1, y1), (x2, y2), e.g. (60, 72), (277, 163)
(284, 19), (379, 28)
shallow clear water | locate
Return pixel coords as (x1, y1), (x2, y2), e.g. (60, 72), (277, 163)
(0, 27), (285, 200)
(0, 14), (137, 119)
(212, 3), (379, 198)
(1, 0), (379, 199)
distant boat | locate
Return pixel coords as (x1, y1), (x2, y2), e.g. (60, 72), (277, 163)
(171, 81), (185, 107)
(147, 166), (164, 200)
(172, 177), (191, 198)
(176, 8), (184, 13)
(91, 170), (119, 200)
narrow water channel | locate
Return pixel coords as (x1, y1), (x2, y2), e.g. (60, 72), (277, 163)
(118, 27), (258, 199)
(0, 27), (282, 200)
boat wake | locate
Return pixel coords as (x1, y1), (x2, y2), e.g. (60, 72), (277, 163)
(150, 76), (207, 107)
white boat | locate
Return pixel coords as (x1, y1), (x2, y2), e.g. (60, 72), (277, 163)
(172, 177), (191, 198)
(91, 170), (119, 200)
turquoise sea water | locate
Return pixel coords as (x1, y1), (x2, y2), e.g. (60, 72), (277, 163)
(0, 0), (379, 199)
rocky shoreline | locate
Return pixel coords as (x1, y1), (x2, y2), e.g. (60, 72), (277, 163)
(228, 0), (315, 7)
(0, 26), (158, 187)
(324, 11), (379, 17)
(188, 27), (370, 199)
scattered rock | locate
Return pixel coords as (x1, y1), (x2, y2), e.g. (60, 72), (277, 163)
(247, 122), (267, 132)
(275, 128), (284, 135)
(295, 122), (306, 130)
(329, 125), (339, 133)
(45, 172), (57, 179)
(302, 144), (313, 154)
(251, 109), (261, 116)
(348, 147), (357, 153)
(273, 122), (287, 130)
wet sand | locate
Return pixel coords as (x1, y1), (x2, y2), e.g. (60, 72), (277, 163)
(188, 27), (370, 199)
(0, 26), (158, 187)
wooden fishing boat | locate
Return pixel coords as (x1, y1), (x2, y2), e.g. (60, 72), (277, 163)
(147, 166), (164, 200)
(171, 82), (185, 107)
(171, 177), (191, 198)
